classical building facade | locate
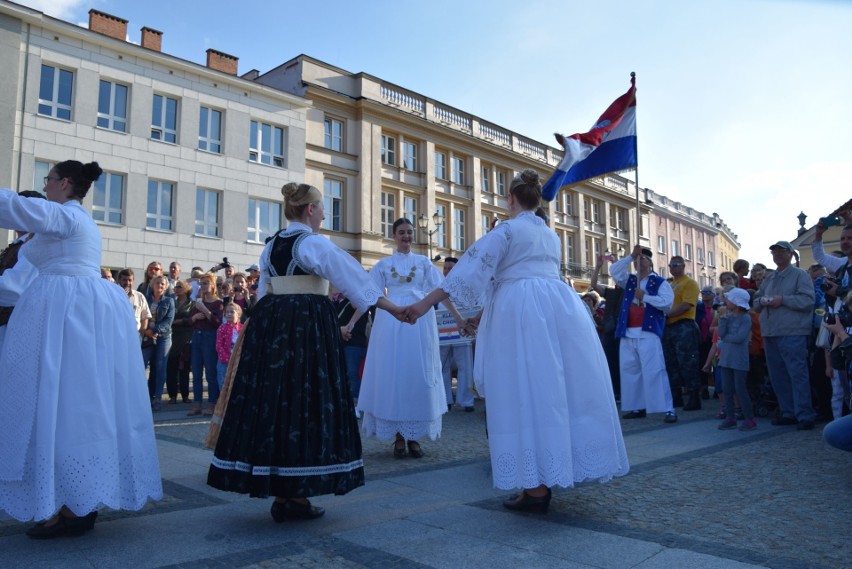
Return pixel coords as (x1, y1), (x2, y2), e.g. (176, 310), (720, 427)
(0, 4), (740, 288)
(252, 55), (651, 286)
(0, 3), (308, 274)
(644, 188), (740, 289)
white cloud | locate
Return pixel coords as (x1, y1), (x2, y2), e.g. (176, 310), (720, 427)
(23, 0), (87, 20)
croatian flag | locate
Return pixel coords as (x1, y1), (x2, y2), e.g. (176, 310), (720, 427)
(542, 77), (637, 201)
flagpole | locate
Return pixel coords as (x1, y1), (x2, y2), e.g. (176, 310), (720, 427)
(631, 71), (641, 246)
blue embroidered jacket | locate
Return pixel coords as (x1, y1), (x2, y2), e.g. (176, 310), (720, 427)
(615, 272), (667, 339)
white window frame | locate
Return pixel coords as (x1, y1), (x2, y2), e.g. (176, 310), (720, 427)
(708, 250), (715, 267)
(657, 235), (666, 254)
(380, 192), (395, 238)
(249, 120), (286, 168)
(452, 157), (465, 185)
(671, 240), (679, 257)
(33, 160), (53, 195)
(198, 106), (223, 153)
(146, 180), (174, 231)
(151, 94), (178, 143)
(38, 64), (73, 120)
(435, 151), (446, 179)
(324, 117), (343, 152)
(697, 247), (704, 264)
(453, 208), (465, 250)
(322, 179), (343, 232)
(92, 172), (124, 225)
(434, 204), (447, 248)
(247, 197), (281, 243)
(481, 167), (490, 193)
(381, 134), (396, 166)
(403, 142), (417, 171)
(497, 171), (506, 196)
(566, 233), (575, 264)
(195, 188), (220, 238)
(97, 79), (128, 132)
(684, 243), (692, 261)
(592, 201), (601, 223)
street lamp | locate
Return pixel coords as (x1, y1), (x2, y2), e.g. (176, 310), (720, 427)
(418, 211), (444, 262)
(797, 211), (807, 236)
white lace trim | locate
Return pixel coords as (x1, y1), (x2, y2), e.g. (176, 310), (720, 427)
(360, 413), (442, 442)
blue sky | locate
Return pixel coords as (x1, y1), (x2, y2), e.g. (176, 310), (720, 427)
(26, 0), (851, 267)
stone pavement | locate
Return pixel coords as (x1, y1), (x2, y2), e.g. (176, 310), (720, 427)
(2, 399), (851, 569)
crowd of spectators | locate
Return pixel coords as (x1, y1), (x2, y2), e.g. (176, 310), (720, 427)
(101, 258), (261, 414)
(586, 220), (851, 437)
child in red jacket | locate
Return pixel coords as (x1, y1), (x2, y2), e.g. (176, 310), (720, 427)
(216, 304), (243, 390)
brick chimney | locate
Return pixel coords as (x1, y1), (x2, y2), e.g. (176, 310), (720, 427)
(206, 49), (238, 76)
(88, 9), (128, 41)
(140, 27), (162, 52)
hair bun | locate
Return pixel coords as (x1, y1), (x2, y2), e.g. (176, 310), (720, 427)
(520, 168), (540, 186)
(82, 162), (103, 184)
(281, 182), (300, 200)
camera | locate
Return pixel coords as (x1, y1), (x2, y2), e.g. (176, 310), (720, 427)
(820, 276), (841, 293)
(820, 215), (842, 229)
(826, 306), (852, 328)
(210, 257), (231, 272)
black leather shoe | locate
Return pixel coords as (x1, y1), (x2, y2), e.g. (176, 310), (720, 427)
(270, 500), (287, 523)
(393, 437), (407, 459)
(26, 518), (66, 539)
(283, 499), (325, 520)
(464, 406), (475, 412)
(503, 488), (551, 514)
(407, 440), (424, 458)
(664, 412), (678, 424)
(622, 410), (647, 419)
(772, 417), (798, 426)
(62, 511), (97, 536)
(796, 420), (815, 431)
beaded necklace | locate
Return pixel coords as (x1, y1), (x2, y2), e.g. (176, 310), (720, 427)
(390, 255), (417, 283)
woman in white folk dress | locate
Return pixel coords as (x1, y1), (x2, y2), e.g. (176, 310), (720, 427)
(406, 169), (629, 513)
(0, 161), (162, 538)
(358, 218), (448, 459)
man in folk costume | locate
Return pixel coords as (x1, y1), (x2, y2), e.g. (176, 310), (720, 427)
(0, 191), (45, 352)
(610, 244), (678, 423)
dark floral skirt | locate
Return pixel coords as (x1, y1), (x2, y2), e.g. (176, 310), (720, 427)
(207, 293), (364, 498)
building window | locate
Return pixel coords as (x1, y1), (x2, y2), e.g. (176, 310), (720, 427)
(497, 172), (506, 196)
(566, 233), (575, 264)
(380, 192), (395, 238)
(249, 121), (285, 167)
(196, 188), (220, 237)
(583, 200), (591, 222)
(198, 107), (222, 153)
(671, 240), (679, 257)
(452, 157), (465, 185)
(481, 167), (490, 193)
(403, 196), (417, 227)
(92, 172), (124, 225)
(324, 118), (343, 152)
(247, 197), (280, 243)
(322, 179), (343, 232)
(435, 204), (446, 248)
(97, 80), (128, 132)
(381, 135), (395, 166)
(592, 202), (601, 223)
(453, 208), (465, 250)
(481, 214), (490, 235)
(708, 250), (715, 267)
(146, 180), (173, 231)
(38, 65), (73, 120)
(435, 151), (446, 179)
(684, 243), (692, 260)
(563, 191), (574, 215)
(403, 142), (417, 171)
(697, 247), (704, 264)
(33, 160), (53, 194)
(657, 235), (666, 253)
(151, 94), (178, 143)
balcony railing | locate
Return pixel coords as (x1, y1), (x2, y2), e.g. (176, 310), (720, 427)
(479, 123), (511, 147)
(380, 85), (425, 114)
(433, 105), (471, 131)
(518, 138), (547, 161)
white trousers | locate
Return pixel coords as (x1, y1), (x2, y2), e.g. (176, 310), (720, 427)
(619, 334), (674, 414)
(440, 343), (474, 408)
